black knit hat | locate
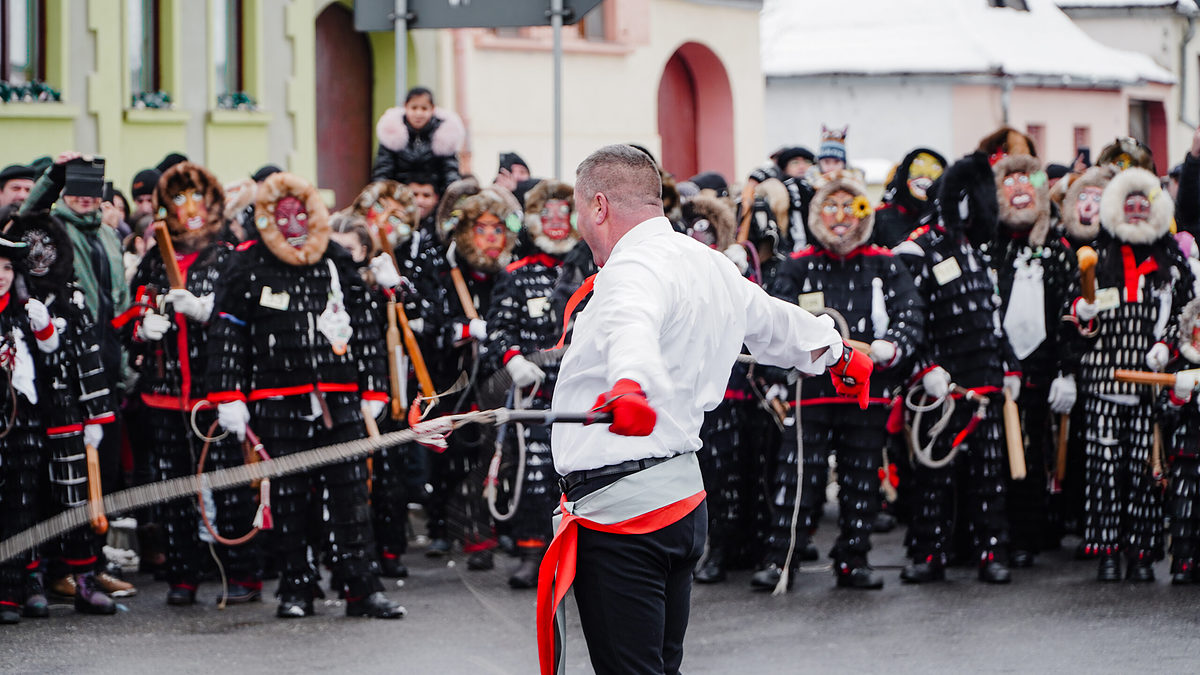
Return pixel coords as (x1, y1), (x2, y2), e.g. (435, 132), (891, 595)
(252, 164), (282, 183)
(499, 152), (528, 173)
(0, 164), (35, 190)
(773, 147), (815, 174)
(687, 171), (729, 198)
(155, 152), (188, 174)
(130, 168), (161, 199)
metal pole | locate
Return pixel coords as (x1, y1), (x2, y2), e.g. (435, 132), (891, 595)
(551, 0), (563, 180)
(395, 0), (408, 106)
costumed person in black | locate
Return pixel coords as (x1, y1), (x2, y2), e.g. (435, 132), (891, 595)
(988, 152), (1081, 568)
(207, 172), (402, 618)
(0, 235), (67, 624)
(1157, 298), (1200, 584)
(892, 151), (1019, 585)
(7, 214), (117, 617)
(422, 178), (519, 567)
(479, 179), (577, 588)
(371, 87), (465, 193)
(329, 209), (411, 579)
(1066, 166), (1193, 582)
(125, 162), (262, 605)
(755, 171), (925, 590)
(874, 148), (946, 248)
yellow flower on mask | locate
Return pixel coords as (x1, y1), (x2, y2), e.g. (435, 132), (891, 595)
(852, 195), (872, 219)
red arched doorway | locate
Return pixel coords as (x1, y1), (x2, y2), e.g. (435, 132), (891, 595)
(656, 42), (734, 181)
(316, 3), (372, 209)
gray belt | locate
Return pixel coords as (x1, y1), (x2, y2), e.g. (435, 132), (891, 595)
(558, 455), (674, 495)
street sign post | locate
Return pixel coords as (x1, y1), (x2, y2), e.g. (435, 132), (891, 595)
(354, 0), (604, 178)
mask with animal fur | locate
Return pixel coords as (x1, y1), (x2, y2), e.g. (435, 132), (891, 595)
(680, 194), (735, 251)
(440, 179), (519, 273)
(993, 154), (1050, 246)
(808, 171), (875, 256)
(1060, 166), (1116, 244)
(523, 179), (578, 256)
(253, 172), (331, 266)
(154, 162), (225, 254)
(351, 180), (418, 249)
(5, 212), (73, 296)
(1099, 167), (1173, 245)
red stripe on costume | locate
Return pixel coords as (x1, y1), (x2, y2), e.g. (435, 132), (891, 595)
(45, 423), (83, 437)
(1121, 245), (1158, 303)
(362, 391), (388, 402)
(141, 393), (195, 411)
(33, 323), (54, 341)
(207, 390), (247, 404)
(87, 413), (116, 425)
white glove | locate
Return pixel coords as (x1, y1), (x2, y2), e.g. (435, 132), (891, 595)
(723, 244), (749, 274)
(83, 423), (103, 448)
(364, 399), (386, 419)
(1004, 374), (1022, 402)
(26, 299), (50, 332)
(869, 340), (897, 367)
(166, 288), (214, 322)
(1146, 343), (1171, 372)
(137, 312), (171, 342)
(409, 317), (425, 335)
(217, 400), (250, 441)
(1047, 374), (1077, 414)
(468, 318), (488, 341)
(1174, 370), (1200, 403)
(369, 253), (402, 290)
(922, 366), (951, 400)
(1075, 299), (1099, 323)
(764, 384), (787, 401)
(505, 354), (545, 389)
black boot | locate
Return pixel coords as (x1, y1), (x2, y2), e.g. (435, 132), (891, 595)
(467, 549), (494, 571)
(379, 552), (408, 579)
(900, 558), (945, 584)
(1126, 556), (1155, 583)
(802, 541), (820, 562)
(276, 592), (314, 618)
(74, 574), (117, 615)
(166, 584), (197, 606)
(750, 563), (793, 591)
(0, 606), (18, 624)
(425, 538), (450, 557)
(1009, 550), (1034, 568)
(22, 571), (48, 618)
(978, 553), (1011, 584)
(693, 547), (726, 584)
(833, 558), (883, 589)
(1097, 553), (1120, 582)
(1171, 558), (1193, 585)
(346, 591), (405, 619)
(508, 547), (544, 590)
(873, 510), (897, 534)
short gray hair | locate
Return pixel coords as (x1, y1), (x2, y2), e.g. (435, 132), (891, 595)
(575, 144), (663, 211)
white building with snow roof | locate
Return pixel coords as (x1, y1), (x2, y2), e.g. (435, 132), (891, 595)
(762, 0), (1176, 182)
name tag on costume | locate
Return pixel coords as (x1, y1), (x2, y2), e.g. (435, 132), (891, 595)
(260, 286), (290, 311)
(527, 296), (550, 319)
(1094, 287), (1120, 312)
(798, 292), (825, 314)
(932, 258), (961, 286)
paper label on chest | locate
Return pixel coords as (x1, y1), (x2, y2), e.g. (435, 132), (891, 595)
(798, 291), (825, 314)
(932, 257), (961, 286)
(1094, 287), (1120, 313)
(259, 286), (290, 311)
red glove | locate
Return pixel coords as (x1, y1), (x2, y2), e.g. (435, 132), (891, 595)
(828, 342), (873, 410)
(592, 379), (657, 436)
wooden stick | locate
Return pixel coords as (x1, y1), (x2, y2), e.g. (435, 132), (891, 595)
(85, 443), (108, 535)
(397, 303), (436, 401)
(153, 223), (186, 290)
(1114, 369), (1176, 387)
(1004, 390), (1027, 480)
(362, 404), (381, 495)
(386, 297), (405, 420)
(735, 181), (758, 244)
(449, 267), (479, 321)
(1077, 245), (1097, 304)
(1054, 414), (1070, 482)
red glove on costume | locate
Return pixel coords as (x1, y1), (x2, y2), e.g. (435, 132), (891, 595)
(592, 379), (657, 436)
(828, 342), (873, 410)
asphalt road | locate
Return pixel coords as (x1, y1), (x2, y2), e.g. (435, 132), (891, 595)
(2, 512), (1199, 674)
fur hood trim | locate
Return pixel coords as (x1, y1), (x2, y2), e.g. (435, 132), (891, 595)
(523, 179), (578, 256)
(154, 162), (225, 253)
(754, 178), (790, 231)
(253, 172), (331, 266)
(447, 183), (519, 274)
(808, 170), (875, 255)
(376, 106), (466, 157)
(1061, 165), (1116, 243)
(977, 126), (1037, 161)
(937, 152), (999, 238)
(350, 180), (418, 245)
(5, 212), (73, 293)
(681, 194), (736, 252)
(436, 177), (482, 241)
(1097, 136), (1155, 173)
(1100, 167), (1172, 245)
(992, 154), (1050, 247)
(223, 178), (256, 222)
(1180, 297), (1200, 365)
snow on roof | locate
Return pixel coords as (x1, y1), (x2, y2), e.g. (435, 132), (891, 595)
(762, 0), (1176, 86)
(1056, 0), (1197, 12)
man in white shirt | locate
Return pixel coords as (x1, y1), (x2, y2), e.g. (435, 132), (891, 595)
(536, 145), (872, 675)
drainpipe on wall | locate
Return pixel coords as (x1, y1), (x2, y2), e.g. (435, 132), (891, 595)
(454, 29), (472, 175)
(1181, 15), (1196, 128)
(1001, 74), (1013, 125)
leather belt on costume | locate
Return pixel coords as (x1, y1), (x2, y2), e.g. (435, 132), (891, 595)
(558, 455), (673, 494)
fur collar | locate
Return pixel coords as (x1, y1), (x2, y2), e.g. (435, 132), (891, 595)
(522, 179), (578, 256)
(1099, 167), (1172, 245)
(154, 162), (225, 254)
(375, 106), (466, 156)
(253, 172), (331, 266)
(1180, 297), (1200, 365)
(992, 154), (1050, 247)
(807, 170), (874, 255)
(1060, 165), (1116, 244)
(223, 178), (256, 223)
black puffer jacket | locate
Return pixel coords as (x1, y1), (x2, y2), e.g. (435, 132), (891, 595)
(371, 109), (463, 193)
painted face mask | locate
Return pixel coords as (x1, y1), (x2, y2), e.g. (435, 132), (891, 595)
(1076, 186), (1102, 226)
(370, 198), (412, 244)
(275, 195), (309, 248)
(818, 190), (872, 252)
(473, 213), (507, 260)
(906, 153), (944, 202)
(172, 188), (208, 231)
(22, 229), (56, 277)
(540, 199), (572, 241)
(685, 218), (718, 248)
(1125, 192), (1151, 224)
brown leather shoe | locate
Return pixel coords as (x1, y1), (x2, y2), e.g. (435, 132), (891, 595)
(48, 574), (77, 598)
(94, 572), (137, 598)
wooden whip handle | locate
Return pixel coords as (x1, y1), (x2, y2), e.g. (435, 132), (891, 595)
(1114, 369), (1175, 387)
(1004, 391), (1027, 481)
(1054, 414), (1070, 482)
(386, 298), (405, 420)
(397, 303), (436, 400)
(153, 223), (186, 290)
(85, 443), (108, 535)
(1077, 245), (1097, 304)
(450, 268), (480, 321)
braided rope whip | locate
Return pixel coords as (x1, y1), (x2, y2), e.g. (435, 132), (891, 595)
(0, 407), (607, 563)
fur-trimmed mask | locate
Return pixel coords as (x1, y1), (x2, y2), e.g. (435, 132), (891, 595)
(680, 194), (735, 251)
(254, 172), (331, 266)
(809, 170), (875, 256)
(154, 162), (225, 253)
(441, 180), (519, 274)
(993, 154), (1050, 246)
(1179, 298), (1200, 365)
(350, 180), (418, 249)
(1060, 165), (1116, 244)
(5, 212), (73, 294)
(1099, 167), (1173, 245)
(523, 179), (578, 256)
